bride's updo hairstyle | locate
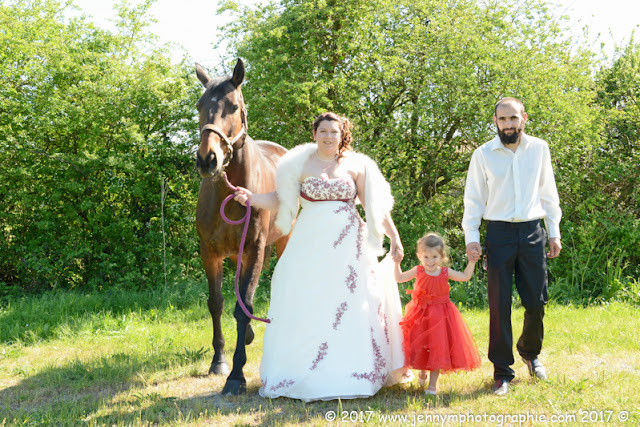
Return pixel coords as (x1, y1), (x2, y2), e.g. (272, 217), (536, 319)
(312, 112), (353, 160)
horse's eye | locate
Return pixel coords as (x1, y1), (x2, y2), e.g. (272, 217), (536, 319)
(231, 105), (239, 112)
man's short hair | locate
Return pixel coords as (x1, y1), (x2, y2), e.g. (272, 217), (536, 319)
(494, 97), (525, 116)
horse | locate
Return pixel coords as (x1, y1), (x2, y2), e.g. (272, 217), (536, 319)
(194, 59), (289, 395)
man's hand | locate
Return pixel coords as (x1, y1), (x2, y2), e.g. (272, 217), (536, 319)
(466, 242), (482, 262)
(547, 237), (562, 258)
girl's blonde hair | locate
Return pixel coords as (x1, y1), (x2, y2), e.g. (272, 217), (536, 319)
(416, 232), (450, 265)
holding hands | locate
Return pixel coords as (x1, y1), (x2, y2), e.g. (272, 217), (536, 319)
(465, 242), (482, 262)
(390, 236), (404, 263)
(466, 238), (561, 262)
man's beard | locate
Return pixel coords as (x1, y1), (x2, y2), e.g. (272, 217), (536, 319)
(497, 125), (523, 145)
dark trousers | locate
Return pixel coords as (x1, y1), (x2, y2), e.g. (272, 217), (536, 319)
(485, 220), (548, 381)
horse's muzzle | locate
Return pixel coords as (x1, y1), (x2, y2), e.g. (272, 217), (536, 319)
(196, 151), (219, 177)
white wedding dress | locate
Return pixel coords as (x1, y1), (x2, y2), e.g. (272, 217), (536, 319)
(259, 176), (406, 401)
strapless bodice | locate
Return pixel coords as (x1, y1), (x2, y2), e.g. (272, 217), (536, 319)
(300, 176), (357, 201)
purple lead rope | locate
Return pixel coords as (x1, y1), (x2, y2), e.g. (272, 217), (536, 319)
(220, 173), (271, 323)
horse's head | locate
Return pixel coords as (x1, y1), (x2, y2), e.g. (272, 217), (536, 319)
(195, 59), (248, 178)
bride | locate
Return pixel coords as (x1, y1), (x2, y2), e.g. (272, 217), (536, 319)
(233, 112), (407, 401)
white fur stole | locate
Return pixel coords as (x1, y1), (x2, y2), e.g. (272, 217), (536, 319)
(274, 143), (394, 256)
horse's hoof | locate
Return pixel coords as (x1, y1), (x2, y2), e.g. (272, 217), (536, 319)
(221, 379), (246, 395)
(209, 361), (230, 376)
(245, 324), (255, 345)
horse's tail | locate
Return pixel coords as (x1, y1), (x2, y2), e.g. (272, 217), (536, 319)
(262, 244), (273, 269)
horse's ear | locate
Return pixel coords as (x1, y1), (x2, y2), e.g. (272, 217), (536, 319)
(232, 59), (245, 87)
(195, 63), (211, 88)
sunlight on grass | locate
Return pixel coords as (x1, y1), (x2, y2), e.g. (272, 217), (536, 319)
(1, 286), (638, 425)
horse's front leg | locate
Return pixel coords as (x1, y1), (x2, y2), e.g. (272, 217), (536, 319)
(221, 241), (265, 395)
(201, 244), (229, 376)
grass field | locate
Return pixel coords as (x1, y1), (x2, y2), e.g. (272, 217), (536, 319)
(1, 281), (638, 426)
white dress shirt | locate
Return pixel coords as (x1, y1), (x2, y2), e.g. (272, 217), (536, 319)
(462, 133), (562, 245)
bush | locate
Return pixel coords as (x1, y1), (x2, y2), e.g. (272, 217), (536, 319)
(0, 1), (202, 291)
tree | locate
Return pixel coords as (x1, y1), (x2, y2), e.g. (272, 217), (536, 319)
(562, 38), (640, 301)
(0, 0), (202, 291)
(216, 0), (598, 268)
(596, 39), (640, 216)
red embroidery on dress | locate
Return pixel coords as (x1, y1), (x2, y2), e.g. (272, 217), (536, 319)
(377, 303), (389, 344)
(355, 219), (364, 259)
(310, 342), (329, 371)
(333, 302), (348, 330)
(351, 328), (386, 385)
(369, 268), (376, 287)
(301, 177), (356, 201)
(269, 379), (295, 392)
(345, 265), (357, 293)
(333, 203), (364, 260)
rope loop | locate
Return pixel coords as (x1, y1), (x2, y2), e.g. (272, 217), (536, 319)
(220, 172), (271, 324)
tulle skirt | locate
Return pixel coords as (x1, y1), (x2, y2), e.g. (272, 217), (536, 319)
(402, 299), (481, 372)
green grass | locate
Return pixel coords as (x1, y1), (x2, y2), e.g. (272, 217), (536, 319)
(1, 282), (639, 426)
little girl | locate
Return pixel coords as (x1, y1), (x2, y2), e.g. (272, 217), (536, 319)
(395, 232), (481, 395)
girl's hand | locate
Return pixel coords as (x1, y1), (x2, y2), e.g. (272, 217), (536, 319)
(390, 236), (404, 263)
(233, 186), (253, 206)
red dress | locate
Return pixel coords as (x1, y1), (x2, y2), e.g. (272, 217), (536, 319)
(400, 266), (481, 372)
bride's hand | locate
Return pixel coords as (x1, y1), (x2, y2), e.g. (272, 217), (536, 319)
(233, 186), (253, 206)
(390, 236), (404, 263)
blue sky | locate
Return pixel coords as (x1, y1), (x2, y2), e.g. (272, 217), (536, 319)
(71, 0), (639, 68)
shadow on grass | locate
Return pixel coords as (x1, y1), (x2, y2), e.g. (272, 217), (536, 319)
(107, 385), (495, 426)
(0, 347), (216, 424)
(3, 302), (640, 425)
(82, 382), (494, 426)
(1, 356), (496, 426)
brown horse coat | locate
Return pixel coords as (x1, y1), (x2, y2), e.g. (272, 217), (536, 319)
(195, 59), (288, 395)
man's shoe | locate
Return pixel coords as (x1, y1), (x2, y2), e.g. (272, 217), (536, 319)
(492, 379), (509, 396)
(522, 357), (547, 380)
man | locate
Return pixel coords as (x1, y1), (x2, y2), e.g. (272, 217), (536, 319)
(462, 97), (562, 396)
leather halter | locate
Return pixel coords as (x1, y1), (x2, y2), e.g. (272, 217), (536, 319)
(199, 123), (246, 169)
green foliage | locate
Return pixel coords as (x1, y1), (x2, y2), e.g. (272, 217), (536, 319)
(0, 0), (203, 291)
(0, 0), (638, 305)
(216, 0), (639, 305)
(218, 0), (596, 178)
(595, 39), (640, 227)
(548, 38), (640, 304)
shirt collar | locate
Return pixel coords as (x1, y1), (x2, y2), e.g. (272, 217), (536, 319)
(490, 132), (529, 151)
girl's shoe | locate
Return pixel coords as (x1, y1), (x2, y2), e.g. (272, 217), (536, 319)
(424, 387), (437, 395)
